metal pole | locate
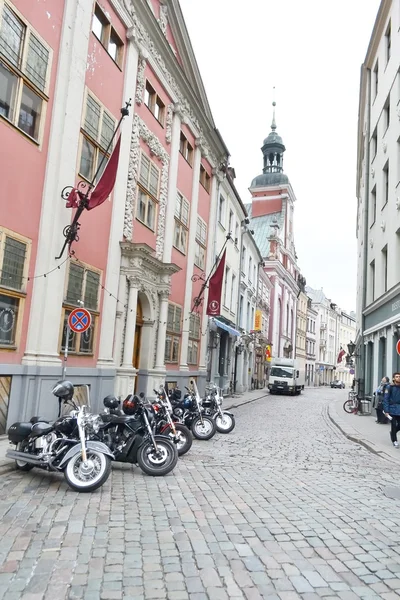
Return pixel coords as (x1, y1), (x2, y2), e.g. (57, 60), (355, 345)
(63, 324), (69, 380)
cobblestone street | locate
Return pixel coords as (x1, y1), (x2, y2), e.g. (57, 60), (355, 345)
(1, 388), (400, 600)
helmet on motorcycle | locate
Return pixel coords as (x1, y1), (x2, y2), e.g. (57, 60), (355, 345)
(183, 397), (193, 409)
(122, 394), (139, 415)
(52, 380), (74, 400)
(103, 395), (119, 409)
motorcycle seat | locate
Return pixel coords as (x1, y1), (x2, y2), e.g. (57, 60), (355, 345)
(30, 416), (48, 424)
(31, 422), (54, 436)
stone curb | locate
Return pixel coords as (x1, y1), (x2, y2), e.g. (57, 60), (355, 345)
(327, 401), (398, 465)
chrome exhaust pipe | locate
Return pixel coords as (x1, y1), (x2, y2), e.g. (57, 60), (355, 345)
(6, 450), (43, 464)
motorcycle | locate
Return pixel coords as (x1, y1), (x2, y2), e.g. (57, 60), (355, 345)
(6, 380), (113, 493)
(152, 387), (192, 456)
(169, 383), (216, 440)
(96, 392), (178, 476)
(203, 383), (235, 433)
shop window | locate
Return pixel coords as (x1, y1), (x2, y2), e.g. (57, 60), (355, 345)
(92, 4), (124, 67)
(0, 2), (51, 141)
(0, 228), (30, 349)
(165, 303), (181, 363)
(195, 217), (207, 269)
(173, 192), (189, 254)
(79, 91), (116, 183)
(60, 262), (101, 355)
(136, 152), (160, 231)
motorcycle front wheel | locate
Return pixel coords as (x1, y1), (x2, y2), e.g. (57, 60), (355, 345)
(137, 436), (178, 476)
(64, 450), (111, 492)
(191, 416), (216, 440)
(162, 424), (192, 456)
(215, 412), (235, 434)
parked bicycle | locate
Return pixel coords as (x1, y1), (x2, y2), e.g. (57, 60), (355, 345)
(343, 391), (359, 414)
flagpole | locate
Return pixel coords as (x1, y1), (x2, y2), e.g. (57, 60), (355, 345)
(56, 99), (131, 260)
(191, 232), (231, 312)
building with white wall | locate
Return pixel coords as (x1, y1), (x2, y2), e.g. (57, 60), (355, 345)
(306, 297), (318, 386)
(356, 0), (400, 395)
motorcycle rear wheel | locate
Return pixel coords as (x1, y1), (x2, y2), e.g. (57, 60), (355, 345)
(191, 416), (216, 440)
(162, 424), (192, 456)
(15, 441), (34, 472)
(137, 436), (178, 476)
(215, 413), (235, 434)
(64, 450), (111, 492)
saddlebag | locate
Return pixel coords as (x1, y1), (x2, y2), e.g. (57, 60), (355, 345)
(8, 422), (32, 443)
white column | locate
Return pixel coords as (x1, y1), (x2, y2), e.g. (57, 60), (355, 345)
(113, 274), (127, 368)
(97, 39), (140, 367)
(23, 0), (93, 366)
(121, 278), (138, 368)
(199, 170), (220, 372)
(155, 293), (169, 369)
(179, 145), (202, 370)
(163, 108), (182, 263)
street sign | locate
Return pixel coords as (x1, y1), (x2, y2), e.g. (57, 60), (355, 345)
(320, 366), (325, 371)
(68, 308), (92, 333)
(397, 339), (400, 356)
(350, 368), (355, 374)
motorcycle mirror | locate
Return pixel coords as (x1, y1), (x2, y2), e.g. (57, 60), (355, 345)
(139, 392), (145, 398)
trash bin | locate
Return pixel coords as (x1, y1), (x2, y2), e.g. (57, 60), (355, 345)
(359, 396), (372, 415)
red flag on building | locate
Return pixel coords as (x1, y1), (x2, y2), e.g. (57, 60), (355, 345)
(87, 135), (121, 210)
(206, 249), (226, 316)
(337, 348), (346, 363)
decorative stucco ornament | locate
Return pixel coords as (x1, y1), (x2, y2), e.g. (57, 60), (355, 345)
(380, 221), (386, 232)
(158, 4), (168, 35)
(135, 56), (147, 105)
(369, 238), (374, 248)
(383, 142), (387, 154)
(396, 197), (400, 211)
(165, 104), (173, 144)
(371, 168), (375, 179)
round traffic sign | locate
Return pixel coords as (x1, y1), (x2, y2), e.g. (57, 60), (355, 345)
(68, 307), (92, 334)
(397, 339), (400, 356)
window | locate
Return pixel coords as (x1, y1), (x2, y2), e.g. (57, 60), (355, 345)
(0, 228), (30, 348)
(371, 128), (377, 160)
(239, 295), (243, 328)
(174, 192), (189, 254)
(188, 313), (200, 365)
(179, 132), (193, 165)
(384, 96), (390, 132)
(195, 217), (207, 269)
(0, 3), (51, 141)
(228, 210), (234, 234)
(92, 4), (124, 67)
(79, 91), (116, 183)
(234, 221), (239, 246)
(253, 265), (256, 287)
(241, 246), (246, 273)
(136, 152), (160, 230)
(165, 304), (181, 363)
(199, 164), (211, 192)
(248, 256), (252, 284)
(385, 20), (391, 65)
(383, 161), (389, 207)
(61, 262), (100, 355)
(382, 245), (388, 293)
(373, 61), (379, 99)
(369, 260), (375, 303)
(218, 195), (226, 226)
(230, 274), (236, 312)
(144, 81), (165, 126)
(247, 301), (251, 332)
(370, 185), (376, 226)
(223, 266), (230, 307)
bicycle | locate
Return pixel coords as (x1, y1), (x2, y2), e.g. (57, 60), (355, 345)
(343, 391), (359, 414)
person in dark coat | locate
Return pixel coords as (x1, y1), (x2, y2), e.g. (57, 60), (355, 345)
(383, 372), (400, 447)
(374, 376), (389, 423)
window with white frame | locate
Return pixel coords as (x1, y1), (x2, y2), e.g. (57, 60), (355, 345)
(230, 273), (236, 312)
(248, 256), (252, 284)
(188, 312), (200, 365)
(165, 303), (181, 363)
(241, 246), (246, 273)
(234, 221), (239, 246)
(0, 2), (51, 141)
(174, 192), (189, 254)
(218, 194), (226, 226)
(195, 217), (207, 270)
(61, 262), (101, 355)
(228, 209), (233, 234)
(223, 266), (230, 307)
(0, 227), (30, 348)
(79, 91), (116, 183)
(137, 152), (160, 230)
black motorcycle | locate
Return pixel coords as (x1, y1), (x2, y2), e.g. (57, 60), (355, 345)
(202, 384), (235, 433)
(6, 381), (113, 492)
(152, 387), (192, 456)
(169, 387), (216, 440)
(95, 392), (178, 476)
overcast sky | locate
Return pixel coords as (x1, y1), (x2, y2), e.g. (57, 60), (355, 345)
(180, 0), (381, 313)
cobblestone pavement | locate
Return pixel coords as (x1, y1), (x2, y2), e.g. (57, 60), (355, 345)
(1, 388), (400, 600)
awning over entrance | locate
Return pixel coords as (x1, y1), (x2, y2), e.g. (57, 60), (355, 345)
(212, 318), (241, 337)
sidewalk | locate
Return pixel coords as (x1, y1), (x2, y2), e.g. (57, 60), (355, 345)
(328, 397), (400, 464)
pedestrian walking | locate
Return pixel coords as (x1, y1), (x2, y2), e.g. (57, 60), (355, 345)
(383, 372), (400, 448)
(374, 376), (389, 424)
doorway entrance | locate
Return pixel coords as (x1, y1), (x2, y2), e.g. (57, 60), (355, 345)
(132, 298), (143, 392)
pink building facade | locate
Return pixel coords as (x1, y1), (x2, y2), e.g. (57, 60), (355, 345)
(0, 0), (228, 429)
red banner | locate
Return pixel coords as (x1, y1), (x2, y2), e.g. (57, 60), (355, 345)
(88, 135), (121, 210)
(206, 249), (226, 316)
(337, 348), (345, 363)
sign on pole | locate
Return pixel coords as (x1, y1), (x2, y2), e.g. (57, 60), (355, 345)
(68, 308), (92, 333)
(396, 339), (400, 356)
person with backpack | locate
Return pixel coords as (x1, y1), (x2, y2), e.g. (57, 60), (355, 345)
(383, 373), (400, 447)
(374, 376), (389, 424)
